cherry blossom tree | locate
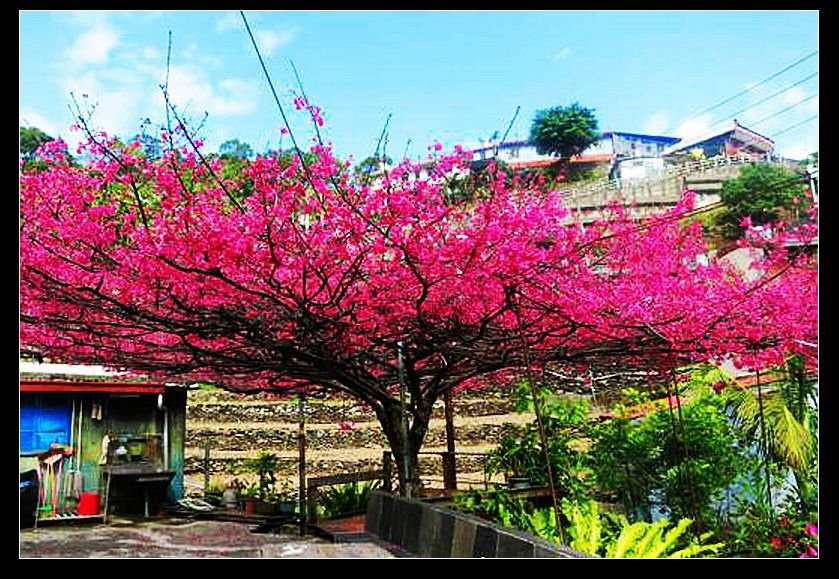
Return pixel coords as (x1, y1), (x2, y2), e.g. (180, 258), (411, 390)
(19, 105), (818, 490)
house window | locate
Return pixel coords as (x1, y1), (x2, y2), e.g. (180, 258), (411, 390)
(20, 394), (72, 454)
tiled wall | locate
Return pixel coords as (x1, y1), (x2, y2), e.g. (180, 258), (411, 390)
(365, 490), (593, 558)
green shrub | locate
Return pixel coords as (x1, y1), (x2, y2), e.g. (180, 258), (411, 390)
(317, 480), (380, 519)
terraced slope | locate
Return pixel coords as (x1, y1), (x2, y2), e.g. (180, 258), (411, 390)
(184, 387), (529, 495)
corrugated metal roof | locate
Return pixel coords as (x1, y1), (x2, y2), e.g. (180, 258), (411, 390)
(19, 361), (189, 389)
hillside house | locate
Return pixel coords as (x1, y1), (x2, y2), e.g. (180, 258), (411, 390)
(20, 361), (188, 524)
(469, 131), (681, 180)
(661, 120), (775, 163)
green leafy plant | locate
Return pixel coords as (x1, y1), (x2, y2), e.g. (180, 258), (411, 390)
(524, 507), (560, 542)
(238, 482), (259, 500)
(591, 379), (746, 525)
(716, 163), (811, 240)
(729, 508), (818, 558)
(317, 480), (380, 519)
(562, 498), (601, 555)
(484, 425), (541, 483)
(529, 102), (599, 160)
(203, 479), (225, 505)
(559, 498), (723, 558)
(452, 488), (530, 530)
(485, 381), (594, 501)
(605, 516), (724, 558)
(243, 451), (280, 501)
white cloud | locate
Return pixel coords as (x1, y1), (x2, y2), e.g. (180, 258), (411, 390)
(255, 27), (297, 56)
(38, 12), (263, 149)
(216, 12), (242, 33)
(64, 10), (110, 28)
(777, 131), (819, 160)
(673, 114), (717, 142)
(641, 111), (669, 135)
(90, 89), (145, 134)
(155, 64), (258, 118)
(141, 46), (161, 61)
(68, 24), (120, 67)
(61, 71), (146, 140)
(782, 86), (806, 105)
(19, 110), (60, 136)
(551, 47), (572, 61)
(782, 87), (819, 116)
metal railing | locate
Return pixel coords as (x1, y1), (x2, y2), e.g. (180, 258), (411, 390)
(560, 153), (767, 204)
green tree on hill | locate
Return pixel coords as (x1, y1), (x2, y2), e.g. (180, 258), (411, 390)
(529, 103), (599, 160)
(717, 164), (810, 240)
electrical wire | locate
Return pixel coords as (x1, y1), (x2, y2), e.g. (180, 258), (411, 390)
(662, 49), (818, 136)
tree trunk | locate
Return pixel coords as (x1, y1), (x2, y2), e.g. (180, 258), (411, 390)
(374, 395), (434, 497)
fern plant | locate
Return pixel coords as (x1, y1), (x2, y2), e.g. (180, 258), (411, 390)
(524, 507), (560, 542)
(562, 498), (601, 555)
(318, 480), (379, 519)
(606, 516), (724, 558)
(563, 498), (724, 558)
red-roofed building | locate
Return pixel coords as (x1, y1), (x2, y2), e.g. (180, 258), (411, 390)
(469, 131), (681, 180)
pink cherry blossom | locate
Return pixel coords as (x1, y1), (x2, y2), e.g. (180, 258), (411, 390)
(19, 101), (818, 488)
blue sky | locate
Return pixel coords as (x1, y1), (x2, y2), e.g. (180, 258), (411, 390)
(19, 10), (819, 163)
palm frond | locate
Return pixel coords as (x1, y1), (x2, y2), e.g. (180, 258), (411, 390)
(723, 387), (814, 470)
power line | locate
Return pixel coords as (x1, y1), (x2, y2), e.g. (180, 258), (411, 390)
(706, 72), (818, 130)
(665, 88), (818, 158)
(662, 49), (818, 136)
(750, 93), (818, 128)
(772, 114), (818, 138)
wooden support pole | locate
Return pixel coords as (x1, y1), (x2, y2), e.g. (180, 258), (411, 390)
(382, 452), (393, 493)
(443, 391), (457, 490)
(298, 392), (307, 536)
(203, 442), (211, 496)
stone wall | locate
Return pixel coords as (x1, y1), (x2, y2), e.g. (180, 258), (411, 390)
(184, 387), (521, 490)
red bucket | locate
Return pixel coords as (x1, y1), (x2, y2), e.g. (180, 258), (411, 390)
(77, 492), (100, 515)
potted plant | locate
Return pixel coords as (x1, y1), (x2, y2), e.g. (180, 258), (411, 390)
(274, 480), (299, 516)
(243, 451), (291, 515)
(243, 451), (279, 503)
(203, 479), (225, 506)
(238, 483), (259, 514)
(484, 426), (540, 490)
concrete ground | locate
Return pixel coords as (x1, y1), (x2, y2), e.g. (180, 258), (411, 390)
(19, 517), (396, 559)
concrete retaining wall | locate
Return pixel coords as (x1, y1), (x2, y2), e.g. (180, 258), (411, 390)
(365, 490), (593, 558)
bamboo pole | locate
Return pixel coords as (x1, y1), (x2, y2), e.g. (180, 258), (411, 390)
(756, 369), (774, 514)
(509, 287), (565, 544)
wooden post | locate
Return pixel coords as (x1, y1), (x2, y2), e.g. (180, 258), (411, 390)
(443, 391), (457, 491)
(203, 442), (211, 495)
(306, 484), (318, 526)
(298, 393), (307, 536)
(382, 451), (393, 493)
(442, 453), (457, 491)
(397, 341), (412, 499)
